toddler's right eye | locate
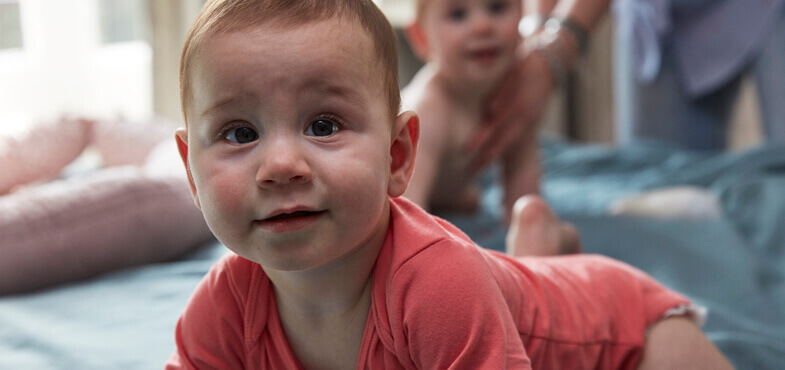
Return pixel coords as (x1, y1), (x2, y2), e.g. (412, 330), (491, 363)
(305, 119), (339, 137)
(225, 126), (258, 144)
(447, 8), (467, 21)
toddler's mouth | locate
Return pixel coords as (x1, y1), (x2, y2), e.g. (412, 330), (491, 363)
(264, 210), (324, 221)
(257, 210), (326, 233)
(469, 48), (500, 62)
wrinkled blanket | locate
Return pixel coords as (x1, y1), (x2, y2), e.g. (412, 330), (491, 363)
(2, 139), (784, 369)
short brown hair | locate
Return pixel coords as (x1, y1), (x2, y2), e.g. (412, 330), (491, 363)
(180, 0), (401, 124)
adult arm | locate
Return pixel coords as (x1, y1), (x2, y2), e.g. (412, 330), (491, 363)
(467, 0), (612, 173)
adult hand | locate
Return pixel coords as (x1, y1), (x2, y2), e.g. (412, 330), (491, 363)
(466, 45), (556, 173)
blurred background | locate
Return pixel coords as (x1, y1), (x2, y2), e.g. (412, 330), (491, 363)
(0, 0), (763, 146)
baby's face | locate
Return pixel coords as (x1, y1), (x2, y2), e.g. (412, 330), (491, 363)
(420, 0), (521, 86)
(182, 18), (395, 271)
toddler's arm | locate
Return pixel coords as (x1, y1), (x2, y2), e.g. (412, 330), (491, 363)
(501, 132), (540, 223)
(401, 90), (449, 209)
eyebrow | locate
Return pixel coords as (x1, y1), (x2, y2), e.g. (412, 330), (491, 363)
(301, 78), (367, 108)
(199, 77), (368, 119)
(200, 92), (256, 118)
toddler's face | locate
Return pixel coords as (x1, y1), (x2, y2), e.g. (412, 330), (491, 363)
(180, 18), (397, 271)
(420, 0), (521, 86)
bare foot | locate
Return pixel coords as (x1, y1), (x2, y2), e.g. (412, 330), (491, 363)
(505, 195), (582, 257)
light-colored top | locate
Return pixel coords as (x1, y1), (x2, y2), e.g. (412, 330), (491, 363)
(614, 0), (785, 96)
(166, 197), (689, 369)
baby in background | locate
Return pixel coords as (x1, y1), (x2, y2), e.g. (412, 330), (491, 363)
(167, 0), (732, 368)
(401, 0), (580, 254)
(401, 0), (536, 222)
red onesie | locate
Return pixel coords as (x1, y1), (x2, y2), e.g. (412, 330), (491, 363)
(167, 197), (690, 369)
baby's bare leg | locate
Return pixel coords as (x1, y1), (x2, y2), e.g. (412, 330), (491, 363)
(505, 195), (581, 257)
(639, 317), (733, 370)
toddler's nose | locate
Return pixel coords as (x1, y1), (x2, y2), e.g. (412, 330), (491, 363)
(255, 138), (312, 187)
(470, 12), (494, 35)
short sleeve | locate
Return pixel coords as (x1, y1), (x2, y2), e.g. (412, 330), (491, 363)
(165, 256), (250, 370)
(387, 240), (531, 369)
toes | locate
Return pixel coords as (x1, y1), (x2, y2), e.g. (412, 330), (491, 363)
(507, 195), (560, 257)
(559, 223), (582, 254)
(507, 195), (582, 257)
(512, 195), (554, 226)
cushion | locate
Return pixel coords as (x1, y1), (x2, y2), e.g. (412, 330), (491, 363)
(0, 161), (213, 295)
(0, 117), (93, 195)
(91, 116), (174, 167)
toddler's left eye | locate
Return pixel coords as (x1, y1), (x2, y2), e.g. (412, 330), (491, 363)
(305, 119), (339, 137)
(488, 1), (508, 14)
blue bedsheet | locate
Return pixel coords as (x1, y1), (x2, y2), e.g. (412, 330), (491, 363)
(1, 139), (784, 369)
(0, 241), (226, 369)
(544, 140), (785, 369)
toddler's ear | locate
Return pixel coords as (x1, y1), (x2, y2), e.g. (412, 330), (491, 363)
(388, 111), (420, 197)
(175, 128), (201, 209)
(404, 22), (430, 61)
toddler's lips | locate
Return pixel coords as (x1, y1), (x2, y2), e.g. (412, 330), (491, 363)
(256, 210), (325, 233)
(469, 49), (500, 65)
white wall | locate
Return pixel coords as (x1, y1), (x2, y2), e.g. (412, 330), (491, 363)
(0, 0), (152, 134)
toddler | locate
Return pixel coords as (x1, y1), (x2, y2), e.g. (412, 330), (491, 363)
(401, 0), (537, 225)
(167, 0), (732, 368)
(401, 0), (579, 254)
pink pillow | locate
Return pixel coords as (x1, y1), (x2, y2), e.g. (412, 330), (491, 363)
(0, 117), (93, 195)
(91, 116), (174, 167)
(0, 166), (213, 295)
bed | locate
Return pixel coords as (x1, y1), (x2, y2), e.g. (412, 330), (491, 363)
(543, 139), (785, 368)
(1, 138), (784, 369)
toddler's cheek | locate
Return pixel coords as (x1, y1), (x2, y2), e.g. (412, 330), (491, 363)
(196, 181), (247, 228)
